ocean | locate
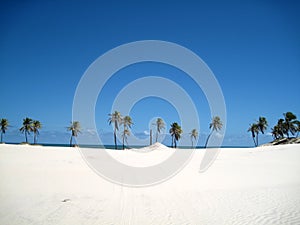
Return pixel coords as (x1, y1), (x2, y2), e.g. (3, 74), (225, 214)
(4, 142), (251, 149)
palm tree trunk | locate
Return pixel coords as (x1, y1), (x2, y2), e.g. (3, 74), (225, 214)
(191, 138), (194, 148)
(174, 139), (177, 148)
(114, 130), (117, 150)
(34, 133), (36, 144)
(150, 129), (152, 145)
(70, 135), (73, 147)
(156, 131), (158, 143)
(122, 132), (125, 150)
(1, 132), (3, 143)
(256, 134), (259, 147)
(171, 135), (174, 148)
(252, 137), (256, 147)
(205, 131), (213, 148)
(25, 132), (28, 143)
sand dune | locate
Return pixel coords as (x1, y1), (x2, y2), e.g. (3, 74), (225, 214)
(0, 144), (300, 225)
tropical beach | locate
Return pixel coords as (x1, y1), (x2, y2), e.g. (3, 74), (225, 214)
(1, 1), (300, 225)
(0, 143), (300, 225)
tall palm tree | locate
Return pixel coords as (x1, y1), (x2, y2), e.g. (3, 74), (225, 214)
(283, 112), (298, 138)
(205, 116), (223, 148)
(248, 123), (259, 146)
(169, 122), (182, 148)
(32, 120), (42, 144)
(121, 129), (130, 149)
(276, 119), (285, 139)
(150, 129), (153, 145)
(155, 118), (165, 143)
(0, 118), (9, 143)
(20, 117), (33, 143)
(271, 125), (280, 140)
(190, 128), (198, 148)
(67, 121), (81, 147)
(108, 111), (122, 150)
(120, 115), (133, 149)
(257, 117), (268, 135)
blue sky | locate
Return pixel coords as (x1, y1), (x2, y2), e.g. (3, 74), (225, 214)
(1, 0), (299, 146)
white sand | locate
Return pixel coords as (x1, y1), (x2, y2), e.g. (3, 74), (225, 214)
(0, 143), (300, 225)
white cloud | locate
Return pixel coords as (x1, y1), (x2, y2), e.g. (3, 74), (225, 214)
(215, 132), (224, 138)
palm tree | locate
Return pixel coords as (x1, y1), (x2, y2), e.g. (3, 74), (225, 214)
(190, 129), (198, 148)
(121, 129), (130, 149)
(283, 112), (298, 138)
(276, 119), (285, 139)
(120, 115), (133, 149)
(169, 122), (183, 148)
(205, 116), (223, 148)
(248, 123), (259, 146)
(67, 121), (81, 147)
(108, 111), (122, 149)
(0, 118), (9, 143)
(32, 120), (42, 144)
(150, 129), (153, 145)
(20, 117), (33, 143)
(155, 118), (165, 143)
(271, 125), (280, 140)
(257, 117), (268, 135)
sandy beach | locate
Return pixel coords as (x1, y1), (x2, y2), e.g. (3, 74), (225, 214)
(0, 143), (300, 225)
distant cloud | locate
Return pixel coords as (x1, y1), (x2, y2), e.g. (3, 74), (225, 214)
(215, 132), (224, 138)
(85, 129), (97, 136)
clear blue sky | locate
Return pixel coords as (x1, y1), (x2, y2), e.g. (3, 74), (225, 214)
(1, 0), (299, 146)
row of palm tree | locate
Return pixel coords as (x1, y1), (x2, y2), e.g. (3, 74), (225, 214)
(1, 114), (224, 148)
(0, 117), (44, 144)
(271, 112), (300, 139)
(107, 112), (223, 149)
(248, 112), (300, 147)
(0, 118), (80, 146)
(1, 117), (42, 144)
